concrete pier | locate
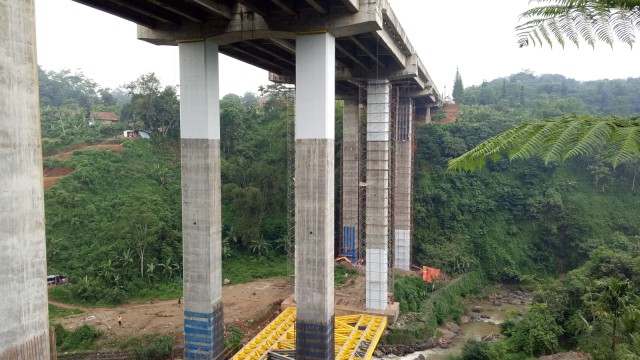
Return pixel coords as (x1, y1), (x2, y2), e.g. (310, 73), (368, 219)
(394, 97), (413, 271)
(365, 80), (390, 311)
(295, 32), (336, 360)
(341, 98), (360, 262)
(179, 39), (224, 360)
(0, 1), (51, 358)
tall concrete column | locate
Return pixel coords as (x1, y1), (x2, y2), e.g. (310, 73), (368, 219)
(366, 80), (390, 310)
(394, 97), (413, 271)
(0, 1), (51, 359)
(295, 32), (335, 360)
(341, 98), (360, 262)
(179, 39), (224, 360)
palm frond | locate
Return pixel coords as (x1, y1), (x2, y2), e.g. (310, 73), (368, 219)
(540, 116), (585, 163)
(563, 119), (612, 158)
(447, 115), (640, 172)
(516, 0), (640, 48)
(605, 122), (640, 167)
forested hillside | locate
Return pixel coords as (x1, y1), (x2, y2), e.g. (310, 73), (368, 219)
(40, 70), (294, 304)
(41, 68), (640, 309)
(415, 72), (640, 281)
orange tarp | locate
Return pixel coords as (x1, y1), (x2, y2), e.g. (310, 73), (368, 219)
(422, 266), (440, 283)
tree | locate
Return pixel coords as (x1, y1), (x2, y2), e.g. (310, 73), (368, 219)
(594, 277), (635, 357)
(121, 73), (179, 139)
(452, 67), (465, 104)
(516, 0), (640, 48)
(447, 115), (640, 171)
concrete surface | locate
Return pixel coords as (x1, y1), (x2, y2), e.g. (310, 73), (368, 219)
(294, 33), (336, 360)
(365, 80), (390, 311)
(0, 0), (50, 358)
(393, 97), (413, 271)
(179, 40), (224, 359)
(341, 98), (360, 260)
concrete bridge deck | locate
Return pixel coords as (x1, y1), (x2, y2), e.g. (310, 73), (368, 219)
(73, 0), (440, 106)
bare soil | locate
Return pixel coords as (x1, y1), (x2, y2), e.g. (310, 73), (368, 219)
(434, 104), (460, 124)
(51, 278), (294, 346)
(43, 141), (124, 189)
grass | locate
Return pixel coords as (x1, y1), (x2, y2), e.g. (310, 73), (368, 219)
(335, 265), (358, 286)
(49, 304), (84, 319)
(222, 255), (290, 284)
(380, 272), (486, 346)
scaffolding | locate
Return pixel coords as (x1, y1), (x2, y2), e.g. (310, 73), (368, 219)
(392, 82), (414, 271)
(231, 307), (387, 360)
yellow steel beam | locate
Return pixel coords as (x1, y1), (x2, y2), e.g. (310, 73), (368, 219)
(232, 307), (387, 360)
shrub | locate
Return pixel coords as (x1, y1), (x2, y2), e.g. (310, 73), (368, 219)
(54, 323), (101, 351)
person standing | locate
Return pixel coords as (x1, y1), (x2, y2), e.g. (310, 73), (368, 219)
(117, 315), (122, 327)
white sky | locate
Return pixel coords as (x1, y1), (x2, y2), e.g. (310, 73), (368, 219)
(35, 0), (640, 97)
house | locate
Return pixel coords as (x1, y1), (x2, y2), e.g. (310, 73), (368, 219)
(123, 130), (151, 139)
(89, 111), (120, 125)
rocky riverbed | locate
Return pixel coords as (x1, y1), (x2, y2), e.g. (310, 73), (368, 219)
(376, 289), (533, 359)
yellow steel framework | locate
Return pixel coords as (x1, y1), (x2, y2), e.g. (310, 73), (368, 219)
(232, 307), (387, 360)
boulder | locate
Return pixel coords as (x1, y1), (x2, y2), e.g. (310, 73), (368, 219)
(444, 322), (461, 334)
(472, 305), (483, 313)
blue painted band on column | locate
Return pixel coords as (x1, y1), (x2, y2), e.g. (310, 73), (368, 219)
(296, 317), (335, 360)
(185, 318), (214, 329)
(183, 303), (224, 359)
(342, 226), (358, 263)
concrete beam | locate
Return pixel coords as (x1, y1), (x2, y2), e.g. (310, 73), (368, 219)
(340, 0), (359, 12)
(145, 0), (204, 23)
(115, 0), (182, 25)
(336, 42), (369, 71)
(305, 0), (327, 14)
(348, 36), (386, 69)
(75, 0), (159, 28)
(270, 0), (297, 15)
(190, 0), (232, 19)
(179, 39), (224, 360)
(138, 1), (382, 43)
(225, 44), (291, 73)
(1, 1), (50, 358)
(236, 0), (269, 17)
(376, 28), (407, 68)
(270, 38), (296, 53)
(295, 32), (335, 360)
(245, 41), (295, 66)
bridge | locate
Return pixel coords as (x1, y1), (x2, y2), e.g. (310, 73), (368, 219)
(1, 1), (441, 359)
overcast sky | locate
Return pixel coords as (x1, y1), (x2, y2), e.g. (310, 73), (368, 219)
(35, 0), (640, 97)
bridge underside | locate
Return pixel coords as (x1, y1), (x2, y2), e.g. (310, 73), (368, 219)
(72, 0), (440, 107)
(68, 1), (440, 359)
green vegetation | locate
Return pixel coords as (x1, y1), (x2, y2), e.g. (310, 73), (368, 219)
(334, 265), (358, 286)
(41, 65), (640, 358)
(103, 333), (176, 360)
(48, 304), (84, 319)
(53, 323), (101, 352)
(222, 255), (289, 284)
(382, 273), (484, 345)
(41, 70), (298, 305)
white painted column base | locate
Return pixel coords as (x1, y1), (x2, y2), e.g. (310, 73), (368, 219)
(366, 248), (389, 310)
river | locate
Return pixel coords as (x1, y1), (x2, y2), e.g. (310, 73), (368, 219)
(381, 295), (531, 360)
